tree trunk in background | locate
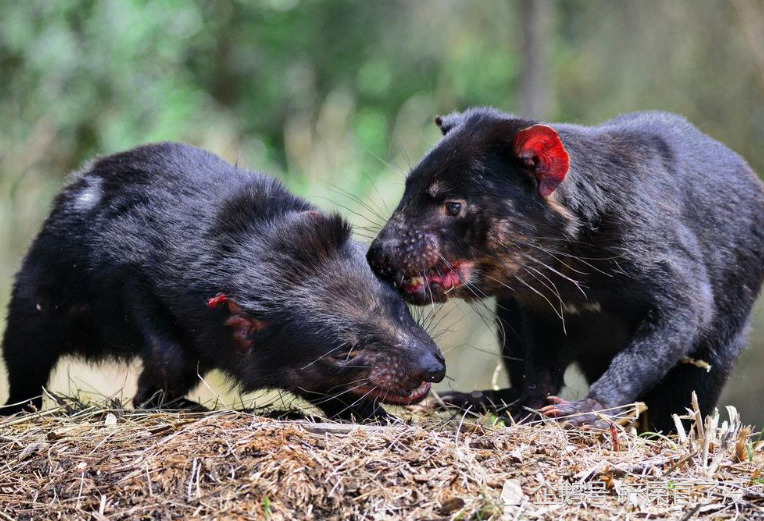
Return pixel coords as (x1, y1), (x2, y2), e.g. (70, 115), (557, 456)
(731, 0), (764, 92)
(519, 0), (553, 120)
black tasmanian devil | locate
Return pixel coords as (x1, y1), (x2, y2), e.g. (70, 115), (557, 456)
(368, 108), (764, 431)
(1, 142), (445, 419)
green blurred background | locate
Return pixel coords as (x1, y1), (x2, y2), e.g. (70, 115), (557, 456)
(1, 0), (763, 426)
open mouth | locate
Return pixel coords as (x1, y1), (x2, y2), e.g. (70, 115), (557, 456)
(352, 381), (432, 405)
(398, 261), (473, 298)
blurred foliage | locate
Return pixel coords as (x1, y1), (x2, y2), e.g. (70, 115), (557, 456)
(3, 1), (763, 189)
(1, 0), (763, 424)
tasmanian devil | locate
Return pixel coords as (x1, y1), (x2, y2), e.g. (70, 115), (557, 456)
(1, 142), (445, 419)
(367, 108), (764, 431)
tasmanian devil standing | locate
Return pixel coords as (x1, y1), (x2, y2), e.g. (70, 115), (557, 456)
(1, 142), (445, 419)
(368, 108), (764, 431)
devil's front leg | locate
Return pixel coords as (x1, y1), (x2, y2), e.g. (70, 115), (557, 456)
(542, 273), (710, 429)
(125, 283), (208, 411)
(507, 309), (567, 423)
(435, 298), (525, 413)
(436, 301), (567, 422)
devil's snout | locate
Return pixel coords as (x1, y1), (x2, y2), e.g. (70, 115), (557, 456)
(367, 238), (399, 278)
(418, 350), (446, 383)
(410, 339), (446, 383)
(368, 228), (442, 280)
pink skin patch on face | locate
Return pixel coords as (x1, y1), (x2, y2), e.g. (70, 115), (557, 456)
(400, 261), (474, 297)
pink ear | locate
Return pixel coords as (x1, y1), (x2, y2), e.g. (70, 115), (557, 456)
(513, 124), (570, 198)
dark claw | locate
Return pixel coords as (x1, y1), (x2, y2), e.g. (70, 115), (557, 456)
(540, 396), (611, 429)
(429, 388), (521, 414)
(429, 388), (553, 426)
(539, 405), (563, 416)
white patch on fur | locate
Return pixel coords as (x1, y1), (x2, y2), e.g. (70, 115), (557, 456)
(583, 302), (602, 313)
(73, 178), (102, 211)
(564, 302), (602, 314)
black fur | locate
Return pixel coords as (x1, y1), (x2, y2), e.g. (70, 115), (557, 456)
(368, 108), (764, 432)
(2, 142), (445, 419)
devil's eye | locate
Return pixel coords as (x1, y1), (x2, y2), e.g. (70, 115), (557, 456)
(328, 348), (361, 363)
(445, 201), (462, 217)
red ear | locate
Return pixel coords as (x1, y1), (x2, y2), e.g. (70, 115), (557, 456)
(513, 124), (570, 198)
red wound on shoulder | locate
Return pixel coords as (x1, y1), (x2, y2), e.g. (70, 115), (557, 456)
(207, 293), (228, 309)
(513, 124), (570, 198)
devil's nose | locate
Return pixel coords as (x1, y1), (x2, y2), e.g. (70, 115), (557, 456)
(420, 351), (446, 383)
(367, 239), (397, 277)
(367, 240), (384, 266)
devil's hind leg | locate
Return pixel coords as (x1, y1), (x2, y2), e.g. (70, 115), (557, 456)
(2, 294), (67, 415)
(640, 328), (747, 433)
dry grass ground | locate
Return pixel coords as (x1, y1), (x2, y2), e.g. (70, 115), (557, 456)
(0, 396), (762, 520)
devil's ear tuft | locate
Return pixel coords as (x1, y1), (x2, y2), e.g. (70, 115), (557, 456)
(434, 112), (463, 136)
(513, 124), (570, 198)
(288, 211), (352, 256)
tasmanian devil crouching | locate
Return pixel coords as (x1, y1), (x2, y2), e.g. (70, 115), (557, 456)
(1, 142), (445, 419)
(368, 108), (764, 432)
